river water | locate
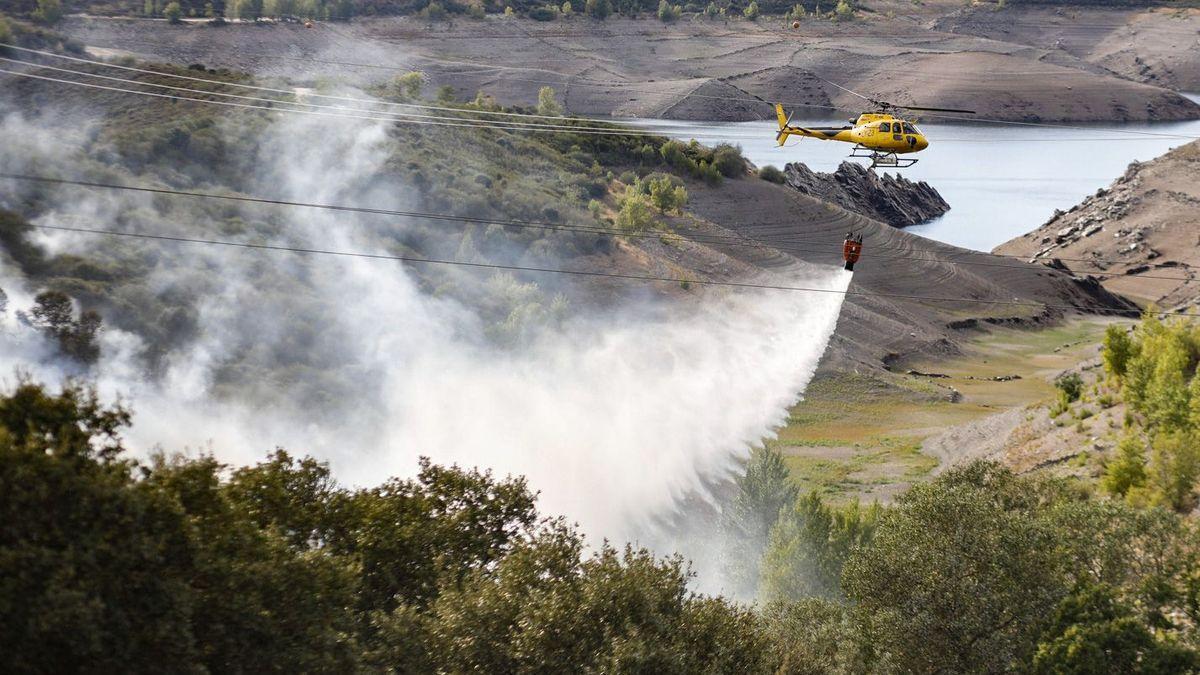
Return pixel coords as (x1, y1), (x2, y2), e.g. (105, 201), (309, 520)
(632, 95), (1200, 252)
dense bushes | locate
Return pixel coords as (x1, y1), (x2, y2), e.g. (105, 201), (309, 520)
(10, 333), (1200, 672)
(0, 381), (765, 673)
(1099, 314), (1200, 510)
(6, 385), (1198, 673)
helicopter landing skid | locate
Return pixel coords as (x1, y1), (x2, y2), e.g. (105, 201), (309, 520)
(849, 146), (918, 169)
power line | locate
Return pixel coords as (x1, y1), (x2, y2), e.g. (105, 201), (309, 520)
(28, 221), (1173, 317)
(0, 56), (699, 136)
(7, 59), (1197, 154)
(0, 66), (727, 138)
(6, 172), (1199, 284)
(8, 43), (1200, 141)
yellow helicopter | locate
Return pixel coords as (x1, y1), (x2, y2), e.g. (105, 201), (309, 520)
(774, 97), (975, 169)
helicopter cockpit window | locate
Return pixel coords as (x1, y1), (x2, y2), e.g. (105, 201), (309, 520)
(878, 122), (891, 132)
(902, 122), (916, 134)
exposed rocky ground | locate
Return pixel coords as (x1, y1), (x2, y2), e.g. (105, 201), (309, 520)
(995, 139), (1200, 308)
(56, 3), (1200, 124)
(782, 161), (949, 228)
(933, 4), (1200, 93)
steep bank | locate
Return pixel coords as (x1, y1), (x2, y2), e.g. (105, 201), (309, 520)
(994, 140), (1200, 308)
(932, 5), (1200, 93)
(57, 15), (1200, 123)
(782, 162), (949, 228)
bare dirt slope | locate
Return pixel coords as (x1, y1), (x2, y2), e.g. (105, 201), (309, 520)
(58, 13), (1200, 123)
(678, 174), (1135, 373)
(932, 5), (1200, 92)
(994, 139), (1200, 309)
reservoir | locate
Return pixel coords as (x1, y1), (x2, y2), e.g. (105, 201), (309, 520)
(633, 97), (1200, 252)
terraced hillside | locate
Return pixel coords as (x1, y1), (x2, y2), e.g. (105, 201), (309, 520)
(56, 6), (1200, 123)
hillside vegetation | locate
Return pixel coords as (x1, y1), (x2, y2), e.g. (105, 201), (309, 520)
(5, 378), (1200, 672)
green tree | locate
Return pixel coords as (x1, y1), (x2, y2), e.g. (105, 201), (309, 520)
(147, 453), (360, 672)
(26, 290), (102, 364)
(842, 462), (1068, 673)
(1032, 583), (1199, 674)
(657, 0), (680, 20)
(720, 446), (798, 597)
(761, 599), (866, 674)
(643, 173), (687, 212)
(586, 0), (611, 18)
(833, 0), (853, 21)
(423, 1), (448, 18)
(424, 527), (769, 673)
(0, 382), (195, 672)
(1146, 430), (1200, 511)
(537, 85), (563, 116)
(34, 0), (62, 24)
(164, 1), (184, 22)
(704, 1), (718, 16)
(349, 457), (538, 611)
(1102, 430), (1148, 498)
(743, 0), (759, 19)
(761, 494), (878, 602)
(615, 192), (658, 232)
(1102, 324), (1136, 381)
(389, 71), (425, 101)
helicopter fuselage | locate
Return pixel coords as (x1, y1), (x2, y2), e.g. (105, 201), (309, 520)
(777, 112), (929, 154)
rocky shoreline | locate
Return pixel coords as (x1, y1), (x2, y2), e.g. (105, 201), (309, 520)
(782, 162), (950, 228)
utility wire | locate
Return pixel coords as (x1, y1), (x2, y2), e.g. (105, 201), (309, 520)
(0, 56), (698, 135)
(6, 172), (1199, 284)
(28, 221), (1175, 317)
(7, 43), (1200, 142)
(6, 59), (1197, 152)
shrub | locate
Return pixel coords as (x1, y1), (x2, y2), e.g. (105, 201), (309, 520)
(467, 1), (485, 17)
(26, 291), (102, 364)
(586, 0), (611, 18)
(35, 0), (62, 24)
(1102, 431), (1147, 498)
(1101, 324), (1135, 381)
(645, 174), (687, 213)
(743, 0), (758, 19)
(1055, 373), (1083, 404)
(528, 5), (557, 19)
(164, 1), (184, 22)
(704, 1), (718, 16)
(536, 86), (562, 116)
(657, 0), (681, 21)
(712, 143), (746, 177)
(423, 1), (447, 19)
(389, 71), (425, 101)
(759, 165), (786, 183)
(616, 193), (658, 232)
(833, 0), (853, 21)
(0, 16), (11, 47)
(561, 0), (573, 13)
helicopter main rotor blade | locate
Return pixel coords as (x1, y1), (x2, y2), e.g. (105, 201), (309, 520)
(893, 105), (978, 114)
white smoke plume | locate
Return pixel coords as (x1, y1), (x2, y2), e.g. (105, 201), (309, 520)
(0, 105), (849, 554)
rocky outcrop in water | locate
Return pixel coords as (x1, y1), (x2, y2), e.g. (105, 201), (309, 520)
(783, 161), (950, 227)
